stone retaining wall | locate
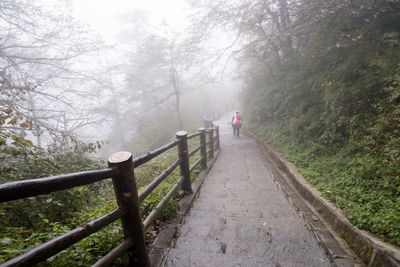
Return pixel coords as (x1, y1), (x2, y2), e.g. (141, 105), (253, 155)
(248, 131), (400, 267)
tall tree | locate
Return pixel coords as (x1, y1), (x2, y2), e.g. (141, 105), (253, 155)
(125, 33), (192, 130)
(191, 0), (400, 247)
(0, 0), (102, 149)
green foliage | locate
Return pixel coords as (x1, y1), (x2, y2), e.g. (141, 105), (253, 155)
(138, 138), (203, 220)
(1, 131), (206, 265)
(243, 0), (400, 246)
(136, 150), (182, 221)
(123, 106), (202, 156)
(140, 181), (180, 221)
(0, 183), (125, 266)
(0, 136), (119, 265)
(135, 149), (179, 187)
(0, 139), (106, 226)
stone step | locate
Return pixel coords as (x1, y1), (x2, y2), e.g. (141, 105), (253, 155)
(165, 247), (330, 267)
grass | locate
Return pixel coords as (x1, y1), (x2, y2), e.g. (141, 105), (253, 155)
(253, 127), (400, 247)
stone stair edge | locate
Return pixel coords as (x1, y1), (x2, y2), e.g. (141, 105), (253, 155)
(149, 150), (221, 267)
(247, 130), (400, 267)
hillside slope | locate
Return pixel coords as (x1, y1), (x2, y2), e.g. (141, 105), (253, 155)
(242, 1), (400, 246)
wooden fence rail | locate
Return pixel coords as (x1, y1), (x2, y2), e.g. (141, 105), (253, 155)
(0, 121), (220, 267)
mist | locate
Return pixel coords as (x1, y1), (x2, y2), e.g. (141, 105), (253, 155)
(2, 0), (400, 265)
(0, 0), (242, 161)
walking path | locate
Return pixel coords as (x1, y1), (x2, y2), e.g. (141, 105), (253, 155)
(163, 114), (331, 266)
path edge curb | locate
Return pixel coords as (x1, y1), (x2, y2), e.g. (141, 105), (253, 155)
(248, 130), (400, 267)
(148, 150), (220, 267)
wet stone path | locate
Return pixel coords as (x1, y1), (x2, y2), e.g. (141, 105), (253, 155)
(163, 116), (330, 267)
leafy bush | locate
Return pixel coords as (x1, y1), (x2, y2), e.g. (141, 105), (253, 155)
(1, 132), (206, 265)
(242, 3), (400, 246)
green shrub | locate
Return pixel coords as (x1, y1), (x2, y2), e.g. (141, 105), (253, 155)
(0, 134), (206, 265)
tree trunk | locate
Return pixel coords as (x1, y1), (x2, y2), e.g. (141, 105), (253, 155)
(27, 92), (42, 147)
(171, 64), (184, 129)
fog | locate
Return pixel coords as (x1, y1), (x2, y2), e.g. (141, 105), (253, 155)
(2, 2), (399, 263)
(0, 0), (243, 159)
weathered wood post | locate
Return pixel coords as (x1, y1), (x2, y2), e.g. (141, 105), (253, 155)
(208, 128), (214, 159)
(215, 125), (220, 150)
(199, 128), (207, 169)
(108, 151), (150, 267)
(176, 131), (193, 193)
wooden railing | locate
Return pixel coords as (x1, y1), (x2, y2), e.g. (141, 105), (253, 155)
(0, 123), (220, 267)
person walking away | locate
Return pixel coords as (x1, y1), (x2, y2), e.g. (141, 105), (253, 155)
(232, 111), (242, 136)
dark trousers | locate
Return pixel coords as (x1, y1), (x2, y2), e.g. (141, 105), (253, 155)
(233, 124), (240, 136)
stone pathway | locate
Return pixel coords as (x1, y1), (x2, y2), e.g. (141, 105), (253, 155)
(163, 114), (331, 266)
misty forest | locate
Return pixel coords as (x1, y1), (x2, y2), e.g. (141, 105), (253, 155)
(1, 0), (399, 266)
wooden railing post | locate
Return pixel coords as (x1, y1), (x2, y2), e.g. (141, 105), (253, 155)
(199, 128), (207, 169)
(176, 131), (193, 193)
(215, 125), (220, 150)
(208, 128), (214, 159)
(108, 151), (150, 267)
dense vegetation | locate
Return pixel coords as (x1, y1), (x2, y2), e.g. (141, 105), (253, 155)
(0, 134), (204, 265)
(2, 0), (399, 265)
(0, 140), (119, 265)
(0, 1), (212, 265)
(239, 1), (400, 246)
